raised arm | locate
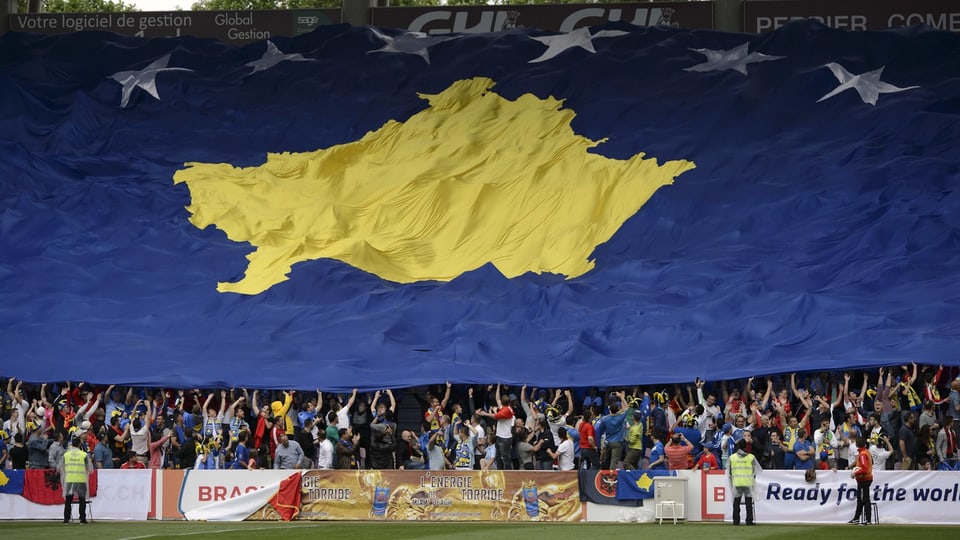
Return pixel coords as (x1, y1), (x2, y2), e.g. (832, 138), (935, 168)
(563, 389), (574, 417)
(227, 394), (244, 420)
(798, 405), (812, 430)
(440, 382), (451, 411)
(696, 379), (707, 406)
(495, 383), (503, 408)
(40, 383), (50, 408)
(757, 378), (773, 410)
(344, 389), (358, 411)
(615, 390), (629, 415)
(857, 372), (868, 401)
(219, 390), (228, 416)
(251, 390), (261, 416)
(774, 400), (787, 425)
(830, 386), (843, 409)
(467, 387), (477, 416)
(146, 399), (154, 427)
(203, 392), (213, 413)
(83, 391), (103, 421)
(384, 389), (396, 413)
(796, 386), (812, 411)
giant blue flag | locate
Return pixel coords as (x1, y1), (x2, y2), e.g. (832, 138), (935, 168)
(1, 21), (959, 390)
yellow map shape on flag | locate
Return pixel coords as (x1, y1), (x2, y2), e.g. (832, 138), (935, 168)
(174, 77), (695, 294)
(0, 470), (8, 487)
(635, 473), (654, 492)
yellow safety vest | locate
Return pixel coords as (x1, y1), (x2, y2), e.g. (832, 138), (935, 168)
(729, 452), (755, 488)
(63, 449), (87, 484)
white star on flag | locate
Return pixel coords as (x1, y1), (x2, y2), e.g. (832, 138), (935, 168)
(109, 54), (193, 108)
(685, 42), (784, 75)
(817, 63), (918, 106)
(246, 41), (311, 74)
(528, 27), (628, 64)
(368, 27), (455, 64)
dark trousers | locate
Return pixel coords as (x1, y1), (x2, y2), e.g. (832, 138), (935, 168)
(622, 448), (643, 470)
(733, 496), (754, 525)
(496, 436), (514, 470)
(580, 448), (600, 470)
(64, 494), (86, 523)
(853, 479), (873, 523)
(601, 441), (623, 469)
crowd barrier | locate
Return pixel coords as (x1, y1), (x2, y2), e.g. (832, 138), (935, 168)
(2, 467), (959, 523)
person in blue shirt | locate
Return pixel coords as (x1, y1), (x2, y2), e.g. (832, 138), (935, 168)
(792, 429), (816, 470)
(229, 430), (251, 469)
(648, 430), (667, 470)
(582, 388), (603, 411)
(93, 429), (114, 469)
(595, 390), (629, 469)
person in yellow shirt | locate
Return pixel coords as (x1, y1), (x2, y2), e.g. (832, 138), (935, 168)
(269, 391), (295, 436)
(623, 411), (645, 469)
(59, 437), (93, 524)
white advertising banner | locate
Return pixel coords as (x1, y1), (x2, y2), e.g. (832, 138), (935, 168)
(184, 474), (287, 521)
(744, 470), (960, 524)
(176, 469), (296, 516)
(0, 469), (151, 520)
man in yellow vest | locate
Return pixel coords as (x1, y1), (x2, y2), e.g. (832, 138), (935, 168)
(59, 437), (93, 524)
(727, 438), (762, 526)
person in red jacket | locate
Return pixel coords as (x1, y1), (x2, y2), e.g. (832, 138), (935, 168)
(847, 435), (874, 525)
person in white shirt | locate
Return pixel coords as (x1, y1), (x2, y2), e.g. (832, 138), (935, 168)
(316, 436), (334, 469)
(543, 389), (574, 438)
(870, 434), (894, 472)
(336, 389), (357, 430)
(696, 379), (722, 434)
(2, 409), (24, 442)
(548, 428), (576, 471)
(470, 414), (485, 468)
(813, 416), (839, 469)
(129, 400), (153, 461)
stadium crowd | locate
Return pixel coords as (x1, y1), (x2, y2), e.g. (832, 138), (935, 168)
(1, 363), (958, 475)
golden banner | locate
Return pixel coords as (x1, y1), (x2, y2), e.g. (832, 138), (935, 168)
(296, 470), (581, 521)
